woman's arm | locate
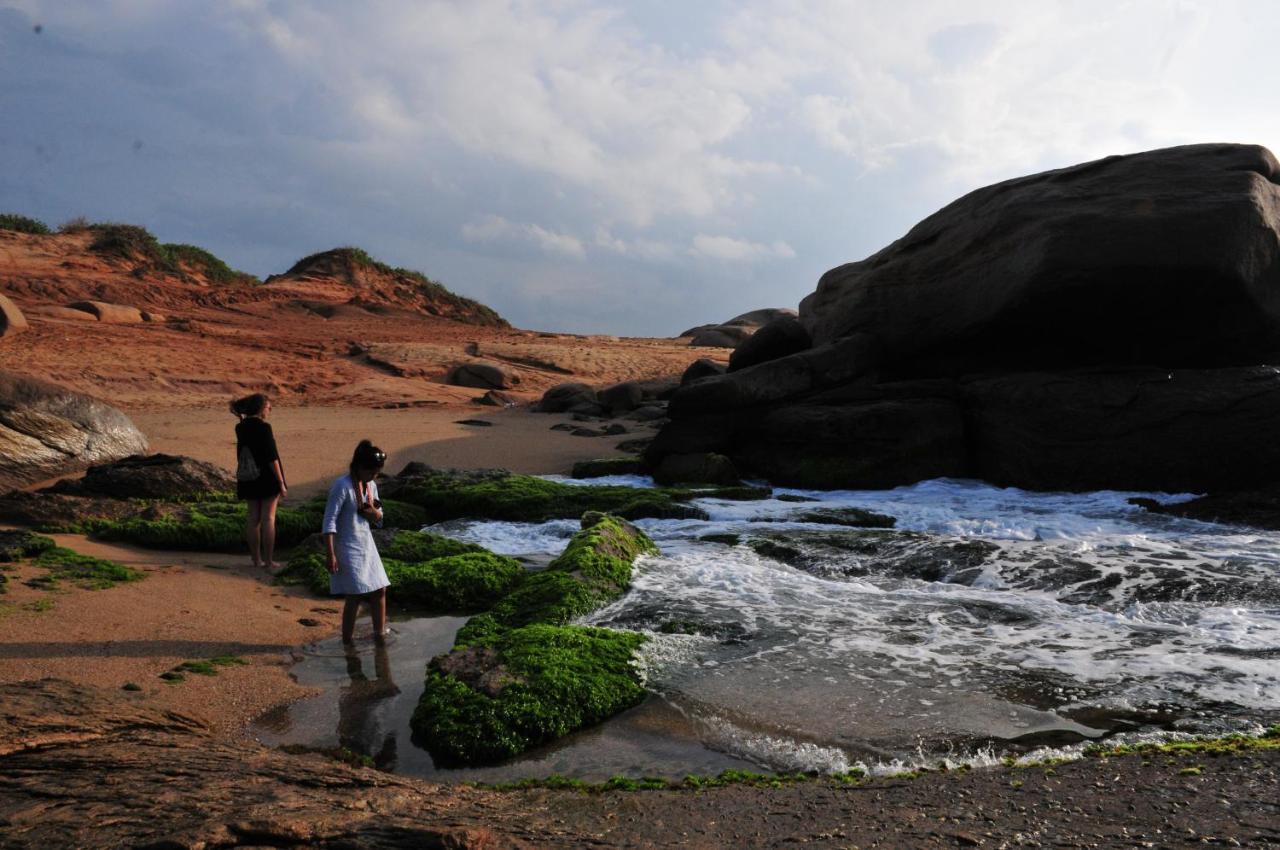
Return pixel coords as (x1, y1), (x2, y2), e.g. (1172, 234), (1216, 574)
(321, 483), (345, 572)
(273, 459), (288, 498)
(265, 424), (288, 495)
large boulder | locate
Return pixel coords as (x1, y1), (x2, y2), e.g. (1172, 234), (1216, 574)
(447, 361), (520, 390)
(649, 144), (1280, 492)
(53, 453), (236, 500)
(0, 371), (148, 490)
(728, 315), (812, 372)
(535, 382), (600, 414)
(801, 143), (1280, 375)
(680, 308), (798, 350)
(67, 301), (145, 324)
(963, 367), (1280, 492)
(0, 293), (28, 337)
(681, 358), (727, 385)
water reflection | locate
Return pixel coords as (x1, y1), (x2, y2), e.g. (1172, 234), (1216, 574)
(338, 644), (401, 770)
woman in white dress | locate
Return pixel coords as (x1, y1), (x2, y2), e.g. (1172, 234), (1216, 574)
(323, 440), (391, 645)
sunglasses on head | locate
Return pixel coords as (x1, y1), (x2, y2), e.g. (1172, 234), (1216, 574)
(371, 450), (387, 464)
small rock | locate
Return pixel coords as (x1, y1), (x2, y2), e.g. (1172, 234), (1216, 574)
(297, 618), (322, 627)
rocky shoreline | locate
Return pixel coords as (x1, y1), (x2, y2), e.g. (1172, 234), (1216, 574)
(2, 679), (1277, 849)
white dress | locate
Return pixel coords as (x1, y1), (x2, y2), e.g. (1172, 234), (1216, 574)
(322, 474), (390, 596)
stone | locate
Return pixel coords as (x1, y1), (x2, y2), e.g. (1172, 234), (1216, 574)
(473, 390), (518, 407)
(66, 300), (145, 324)
(535, 382), (597, 413)
(681, 358), (727, 385)
(651, 452), (741, 486)
(0, 371), (148, 491)
(800, 143), (1280, 375)
(600, 381), (645, 414)
(140, 311), (165, 323)
(52, 453), (235, 500)
(626, 405), (667, 422)
(0, 293), (28, 337)
(35, 305), (98, 321)
(963, 367), (1280, 492)
(447, 361), (519, 390)
(728, 315), (812, 372)
(689, 325), (753, 348)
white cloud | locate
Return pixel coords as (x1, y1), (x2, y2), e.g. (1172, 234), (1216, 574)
(689, 234), (795, 263)
(462, 214), (585, 259)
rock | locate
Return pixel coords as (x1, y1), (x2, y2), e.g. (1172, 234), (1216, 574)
(728, 315), (812, 372)
(447, 361), (519, 390)
(46, 453), (234, 500)
(140, 311), (165, 323)
(0, 529), (54, 562)
(689, 325), (754, 348)
(801, 143), (1280, 374)
(66, 300), (145, 324)
(626, 405), (667, 422)
(964, 367), (1280, 492)
(455, 419), (494, 427)
(681, 357), (727, 384)
(600, 381), (645, 414)
(571, 457), (644, 478)
(0, 371), (149, 491)
(535, 382), (598, 413)
(0, 293), (29, 337)
(1129, 488), (1280, 529)
(603, 424), (627, 435)
(35, 305), (99, 321)
(474, 390), (518, 407)
(570, 427), (608, 437)
(651, 452), (741, 486)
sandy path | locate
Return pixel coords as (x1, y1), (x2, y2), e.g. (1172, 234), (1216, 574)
(0, 403), (643, 735)
(130, 404), (643, 499)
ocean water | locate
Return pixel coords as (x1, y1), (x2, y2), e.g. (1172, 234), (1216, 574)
(258, 477), (1280, 779)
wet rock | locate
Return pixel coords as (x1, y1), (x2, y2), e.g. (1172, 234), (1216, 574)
(0, 293), (28, 337)
(447, 361), (520, 390)
(571, 457), (644, 478)
(1129, 488), (1280, 530)
(600, 381), (645, 414)
(49, 453), (234, 500)
(66, 300), (144, 324)
(473, 389), (518, 407)
(626, 405), (667, 422)
(651, 452), (740, 486)
(0, 370), (149, 491)
(455, 419), (494, 427)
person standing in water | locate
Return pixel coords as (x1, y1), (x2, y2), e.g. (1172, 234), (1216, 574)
(231, 393), (288, 571)
(323, 440), (390, 645)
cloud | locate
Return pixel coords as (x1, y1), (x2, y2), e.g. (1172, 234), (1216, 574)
(689, 234), (795, 263)
(462, 215), (585, 260)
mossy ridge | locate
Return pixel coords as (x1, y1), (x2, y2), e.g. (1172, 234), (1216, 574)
(389, 472), (710, 522)
(81, 222), (258, 284)
(547, 514), (658, 586)
(33, 547), (143, 590)
(411, 624), (647, 765)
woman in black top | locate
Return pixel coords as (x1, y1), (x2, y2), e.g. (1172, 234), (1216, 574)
(231, 393), (288, 571)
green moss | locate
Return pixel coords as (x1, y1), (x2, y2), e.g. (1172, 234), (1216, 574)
(280, 743), (375, 769)
(483, 571), (614, 630)
(571, 457), (644, 479)
(1084, 727), (1280, 759)
(386, 552), (525, 611)
(390, 473), (709, 522)
(411, 624), (647, 765)
(547, 515), (658, 586)
(0, 213), (51, 235)
(33, 547), (144, 590)
(25, 598), (55, 613)
(168, 655), (247, 678)
(379, 529), (482, 562)
(0, 531), (56, 562)
(81, 502), (321, 551)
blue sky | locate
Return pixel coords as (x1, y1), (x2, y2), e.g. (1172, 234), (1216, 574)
(2, 1), (1277, 335)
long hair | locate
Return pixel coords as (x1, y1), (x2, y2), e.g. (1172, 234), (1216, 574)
(230, 393), (268, 420)
(349, 439), (386, 479)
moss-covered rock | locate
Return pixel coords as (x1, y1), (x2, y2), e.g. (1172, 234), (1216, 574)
(412, 512), (658, 765)
(32, 546), (144, 589)
(0, 531), (56, 562)
(411, 624), (647, 765)
(570, 457), (645, 479)
(278, 530), (525, 613)
(386, 471), (709, 522)
(78, 502), (322, 551)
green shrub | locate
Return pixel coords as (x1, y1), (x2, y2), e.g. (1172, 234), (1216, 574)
(162, 243), (259, 285)
(0, 213), (51, 235)
(411, 624), (646, 765)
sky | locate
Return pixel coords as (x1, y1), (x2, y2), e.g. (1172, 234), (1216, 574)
(1, 1), (1278, 336)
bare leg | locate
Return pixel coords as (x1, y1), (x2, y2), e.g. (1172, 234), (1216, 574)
(342, 596), (361, 644)
(246, 499), (263, 568)
(371, 588), (388, 645)
(262, 494), (280, 570)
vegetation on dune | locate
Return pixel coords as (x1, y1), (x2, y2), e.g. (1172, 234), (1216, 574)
(388, 472), (711, 522)
(411, 624), (648, 766)
(57, 220), (258, 284)
(411, 514), (658, 765)
(285, 246), (507, 326)
(0, 213), (51, 235)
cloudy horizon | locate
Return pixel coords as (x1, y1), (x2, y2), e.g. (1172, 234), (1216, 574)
(2, 1), (1277, 335)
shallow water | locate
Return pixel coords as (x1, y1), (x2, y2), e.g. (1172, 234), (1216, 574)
(257, 477), (1280, 779)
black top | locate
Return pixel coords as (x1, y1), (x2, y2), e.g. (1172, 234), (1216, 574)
(235, 417), (284, 500)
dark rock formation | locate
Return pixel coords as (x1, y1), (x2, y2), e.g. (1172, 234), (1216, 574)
(681, 308), (798, 349)
(0, 371), (149, 491)
(651, 452), (740, 486)
(681, 357), (727, 384)
(50, 453), (235, 500)
(728, 315), (811, 372)
(447, 361), (519, 390)
(535, 382), (600, 415)
(649, 144), (1280, 492)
